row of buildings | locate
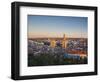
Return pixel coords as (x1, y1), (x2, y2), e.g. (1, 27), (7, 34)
(28, 33), (87, 59)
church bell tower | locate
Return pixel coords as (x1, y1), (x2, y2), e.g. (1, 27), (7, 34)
(62, 34), (67, 48)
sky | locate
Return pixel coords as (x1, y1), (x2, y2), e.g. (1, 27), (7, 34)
(28, 15), (88, 38)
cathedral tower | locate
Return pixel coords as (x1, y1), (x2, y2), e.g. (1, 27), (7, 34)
(62, 34), (67, 48)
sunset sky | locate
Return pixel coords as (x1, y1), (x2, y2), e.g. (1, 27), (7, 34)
(28, 15), (88, 38)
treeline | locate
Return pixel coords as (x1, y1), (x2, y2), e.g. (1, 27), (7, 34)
(28, 53), (87, 66)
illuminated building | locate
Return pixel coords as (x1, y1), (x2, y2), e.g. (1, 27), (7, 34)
(50, 39), (56, 48)
(62, 34), (67, 48)
(50, 34), (68, 48)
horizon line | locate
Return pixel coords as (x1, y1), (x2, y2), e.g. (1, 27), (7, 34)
(28, 37), (87, 39)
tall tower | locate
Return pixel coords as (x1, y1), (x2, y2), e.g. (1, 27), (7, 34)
(50, 39), (56, 48)
(62, 34), (67, 48)
(63, 34), (66, 40)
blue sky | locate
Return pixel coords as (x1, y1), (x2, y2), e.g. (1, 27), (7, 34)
(28, 15), (88, 38)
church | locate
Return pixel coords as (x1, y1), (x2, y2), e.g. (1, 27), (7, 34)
(50, 34), (68, 48)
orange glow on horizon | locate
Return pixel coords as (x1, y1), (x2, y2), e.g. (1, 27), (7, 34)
(28, 32), (87, 38)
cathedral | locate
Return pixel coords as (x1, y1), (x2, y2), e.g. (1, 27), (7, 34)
(62, 34), (67, 48)
(50, 34), (68, 48)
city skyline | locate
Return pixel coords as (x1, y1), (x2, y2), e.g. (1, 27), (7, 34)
(28, 15), (88, 38)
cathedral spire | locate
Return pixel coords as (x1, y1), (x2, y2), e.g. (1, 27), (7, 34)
(63, 34), (66, 40)
(62, 34), (67, 48)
